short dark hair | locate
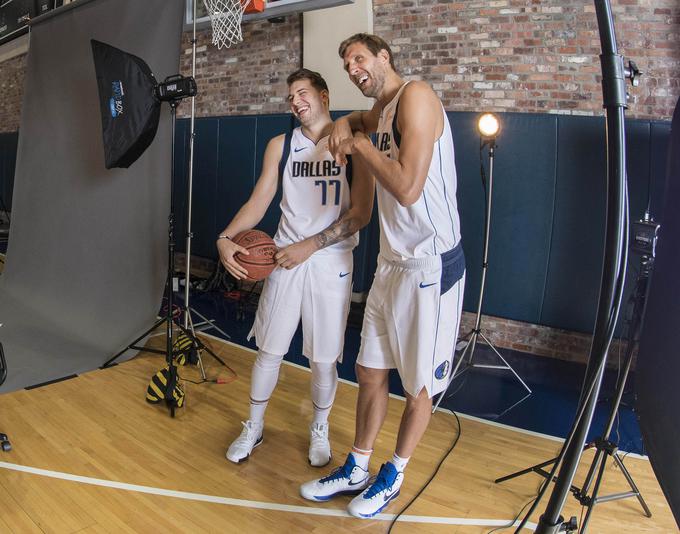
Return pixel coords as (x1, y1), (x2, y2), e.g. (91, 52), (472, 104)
(286, 68), (329, 93)
(338, 33), (395, 71)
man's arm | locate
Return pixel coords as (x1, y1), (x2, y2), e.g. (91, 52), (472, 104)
(329, 102), (381, 165)
(274, 157), (375, 269)
(216, 134), (283, 279)
(342, 82), (442, 206)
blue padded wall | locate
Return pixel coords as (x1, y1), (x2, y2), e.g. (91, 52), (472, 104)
(2, 111), (669, 336)
(168, 111), (670, 335)
(451, 112), (557, 324)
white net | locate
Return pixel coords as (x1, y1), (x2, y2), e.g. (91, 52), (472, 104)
(203, 0), (253, 49)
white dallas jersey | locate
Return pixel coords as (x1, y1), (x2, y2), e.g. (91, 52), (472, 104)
(375, 82), (461, 261)
(274, 127), (358, 254)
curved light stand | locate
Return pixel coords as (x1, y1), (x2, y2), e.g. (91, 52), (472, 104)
(529, 1), (631, 532)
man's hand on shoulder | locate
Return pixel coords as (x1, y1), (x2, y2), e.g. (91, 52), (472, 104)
(329, 116), (353, 165)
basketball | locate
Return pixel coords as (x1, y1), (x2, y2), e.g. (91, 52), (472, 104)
(232, 229), (278, 281)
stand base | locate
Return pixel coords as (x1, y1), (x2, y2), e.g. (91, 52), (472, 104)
(495, 440), (651, 533)
(102, 308), (228, 372)
(433, 327), (532, 413)
(0, 432), (11, 452)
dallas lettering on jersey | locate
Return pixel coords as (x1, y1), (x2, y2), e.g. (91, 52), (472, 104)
(376, 132), (391, 153)
(292, 160), (341, 177)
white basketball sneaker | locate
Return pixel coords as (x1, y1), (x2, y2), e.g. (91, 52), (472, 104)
(300, 453), (370, 502)
(347, 462), (403, 518)
(226, 420), (263, 463)
(308, 422), (332, 467)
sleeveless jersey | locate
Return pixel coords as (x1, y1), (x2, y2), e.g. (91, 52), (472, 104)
(374, 82), (461, 261)
(274, 127), (358, 254)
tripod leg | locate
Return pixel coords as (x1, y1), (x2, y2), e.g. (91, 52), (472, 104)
(176, 323), (229, 369)
(102, 316), (166, 368)
(477, 331), (532, 393)
(432, 332), (477, 412)
(613, 453), (652, 517)
(579, 450), (609, 534)
(495, 457), (558, 484)
(189, 306), (231, 340)
(183, 311), (207, 380)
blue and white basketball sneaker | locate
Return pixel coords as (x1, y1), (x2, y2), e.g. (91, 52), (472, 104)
(300, 454), (370, 501)
(347, 462), (403, 518)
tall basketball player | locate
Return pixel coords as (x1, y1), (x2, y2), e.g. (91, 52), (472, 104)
(216, 69), (374, 466)
(300, 35), (466, 517)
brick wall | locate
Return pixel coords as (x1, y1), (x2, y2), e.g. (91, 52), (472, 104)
(2, 2), (678, 122)
(459, 310), (631, 367)
(178, 18), (301, 118)
(374, 0), (680, 119)
(175, 0), (680, 120)
(0, 53), (26, 133)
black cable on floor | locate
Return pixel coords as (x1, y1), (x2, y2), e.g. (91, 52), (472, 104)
(386, 410), (462, 533)
(486, 496), (536, 534)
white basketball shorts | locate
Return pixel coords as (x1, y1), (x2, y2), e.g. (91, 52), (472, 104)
(357, 244), (466, 398)
(248, 251), (353, 363)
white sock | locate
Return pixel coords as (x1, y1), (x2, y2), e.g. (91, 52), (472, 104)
(391, 453), (410, 472)
(350, 446), (372, 471)
(248, 350), (284, 424)
(310, 361), (338, 425)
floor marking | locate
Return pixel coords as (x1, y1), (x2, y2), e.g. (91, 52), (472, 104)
(196, 333), (648, 460)
(0, 461), (536, 529)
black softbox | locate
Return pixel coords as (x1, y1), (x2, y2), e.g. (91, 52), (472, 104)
(636, 96), (680, 528)
(91, 39), (160, 169)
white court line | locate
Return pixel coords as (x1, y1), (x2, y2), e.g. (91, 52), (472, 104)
(0, 461), (536, 529)
(196, 333), (648, 460)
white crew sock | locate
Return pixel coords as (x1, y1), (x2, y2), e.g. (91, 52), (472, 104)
(350, 446), (372, 471)
(391, 453), (410, 472)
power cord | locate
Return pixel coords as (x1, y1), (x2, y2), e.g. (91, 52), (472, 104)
(387, 410), (462, 533)
(486, 495), (537, 533)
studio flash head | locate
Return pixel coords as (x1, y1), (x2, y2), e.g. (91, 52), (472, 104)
(155, 74), (198, 102)
(631, 214), (660, 258)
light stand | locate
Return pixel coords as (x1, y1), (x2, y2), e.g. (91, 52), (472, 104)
(495, 240), (653, 533)
(434, 113), (531, 413)
(505, 2), (636, 531)
(181, 0), (231, 382)
(100, 71), (230, 416)
(0, 342), (11, 451)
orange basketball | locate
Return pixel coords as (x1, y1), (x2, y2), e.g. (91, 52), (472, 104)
(232, 229), (278, 281)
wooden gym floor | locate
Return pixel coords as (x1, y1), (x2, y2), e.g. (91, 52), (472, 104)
(0, 334), (675, 533)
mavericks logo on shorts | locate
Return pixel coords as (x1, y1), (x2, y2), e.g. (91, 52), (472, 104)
(435, 360), (450, 380)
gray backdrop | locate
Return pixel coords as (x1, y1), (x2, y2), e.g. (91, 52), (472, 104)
(0, 0), (184, 391)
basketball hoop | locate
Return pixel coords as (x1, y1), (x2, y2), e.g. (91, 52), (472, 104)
(203, 0), (264, 49)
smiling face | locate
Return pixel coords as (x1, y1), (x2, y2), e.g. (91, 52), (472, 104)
(342, 41), (389, 99)
(287, 79), (328, 126)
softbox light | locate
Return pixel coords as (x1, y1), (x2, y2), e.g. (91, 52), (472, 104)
(91, 39), (160, 169)
(636, 96), (680, 528)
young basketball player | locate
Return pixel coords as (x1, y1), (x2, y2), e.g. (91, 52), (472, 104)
(216, 69), (374, 466)
(299, 34), (465, 518)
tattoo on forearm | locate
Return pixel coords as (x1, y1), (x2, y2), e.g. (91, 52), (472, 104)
(314, 215), (359, 250)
